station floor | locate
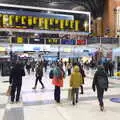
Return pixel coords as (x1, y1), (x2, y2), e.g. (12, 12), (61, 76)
(0, 68), (120, 120)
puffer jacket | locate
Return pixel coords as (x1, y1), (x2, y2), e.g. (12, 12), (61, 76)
(52, 66), (63, 87)
(70, 65), (82, 88)
(92, 66), (108, 90)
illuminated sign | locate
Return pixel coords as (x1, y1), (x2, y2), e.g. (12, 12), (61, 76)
(12, 37), (28, 44)
(61, 39), (76, 45)
(0, 6), (90, 33)
(63, 48), (72, 52)
(46, 38), (60, 44)
(77, 40), (86, 45)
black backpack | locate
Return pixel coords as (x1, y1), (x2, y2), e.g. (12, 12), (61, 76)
(97, 76), (108, 89)
(49, 69), (54, 79)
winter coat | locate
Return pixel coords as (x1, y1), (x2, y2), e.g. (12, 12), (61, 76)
(36, 65), (43, 77)
(9, 63), (25, 85)
(52, 66), (63, 87)
(92, 66), (108, 90)
(70, 65), (83, 88)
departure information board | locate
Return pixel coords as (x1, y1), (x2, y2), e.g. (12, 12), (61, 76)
(0, 5), (90, 33)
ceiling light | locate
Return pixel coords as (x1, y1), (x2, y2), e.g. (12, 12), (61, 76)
(49, 2), (58, 6)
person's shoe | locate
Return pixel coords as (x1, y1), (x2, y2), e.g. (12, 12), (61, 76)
(80, 92), (84, 94)
(10, 101), (14, 104)
(76, 100), (78, 103)
(72, 102), (75, 105)
(100, 106), (104, 111)
(41, 86), (45, 89)
(56, 100), (60, 104)
(32, 87), (36, 89)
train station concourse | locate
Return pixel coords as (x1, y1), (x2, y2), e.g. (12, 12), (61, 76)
(0, 0), (120, 120)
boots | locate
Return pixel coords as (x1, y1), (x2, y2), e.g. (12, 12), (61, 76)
(80, 85), (84, 94)
(100, 104), (104, 111)
(32, 86), (36, 89)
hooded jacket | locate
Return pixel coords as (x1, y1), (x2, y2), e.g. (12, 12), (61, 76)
(92, 66), (108, 90)
(52, 66), (64, 87)
(70, 65), (82, 88)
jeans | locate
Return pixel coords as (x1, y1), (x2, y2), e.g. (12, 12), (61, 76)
(35, 76), (44, 88)
(54, 86), (60, 103)
(97, 87), (104, 106)
(72, 88), (79, 104)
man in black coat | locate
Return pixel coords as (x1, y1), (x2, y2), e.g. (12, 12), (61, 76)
(9, 61), (25, 103)
(92, 65), (109, 111)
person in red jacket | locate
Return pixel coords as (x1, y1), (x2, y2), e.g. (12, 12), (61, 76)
(52, 63), (64, 103)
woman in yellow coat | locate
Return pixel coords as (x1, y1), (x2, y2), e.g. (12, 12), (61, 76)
(70, 65), (83, 105)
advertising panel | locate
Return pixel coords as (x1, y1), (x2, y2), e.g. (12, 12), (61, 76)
(77, 40), (86, 45)
(61, 39), (76, 45)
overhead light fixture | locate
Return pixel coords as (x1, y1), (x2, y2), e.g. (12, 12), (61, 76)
(49, 2), (58, 6)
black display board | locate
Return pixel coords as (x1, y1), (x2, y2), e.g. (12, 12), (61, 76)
(1, 62), (11, 76)
(29, 38), (44, 44)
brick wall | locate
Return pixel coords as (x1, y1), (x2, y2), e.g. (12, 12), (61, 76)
(103, 0), (120, 36)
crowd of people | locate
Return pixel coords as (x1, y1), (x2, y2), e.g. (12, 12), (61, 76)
(8, 59), (111, 112)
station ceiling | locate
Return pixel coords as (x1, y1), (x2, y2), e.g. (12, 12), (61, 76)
(0, 0), (104, 18)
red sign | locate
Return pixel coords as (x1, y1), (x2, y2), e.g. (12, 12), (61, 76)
(77, 40), (86, 45)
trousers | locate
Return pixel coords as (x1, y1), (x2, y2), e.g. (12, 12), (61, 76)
(35, 76), (44, 88)
(54, 86), (60, 103)
(11, 84), (21, 102)
(97, 87), (104, 106)
(72, 88), (79, 104)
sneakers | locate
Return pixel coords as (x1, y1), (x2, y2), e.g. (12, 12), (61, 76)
(72, 102), (75, 106)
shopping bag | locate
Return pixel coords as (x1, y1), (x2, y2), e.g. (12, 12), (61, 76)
(68, 88), (72, 100)
(6, 86), (11, 96)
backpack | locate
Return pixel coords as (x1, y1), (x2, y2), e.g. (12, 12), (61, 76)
(97, 76), (108, 89)
(49, 70), (54, 79)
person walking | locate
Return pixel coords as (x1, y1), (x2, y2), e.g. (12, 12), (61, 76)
(92, 65), (109, 111)
(79, 64), (86, 94)
(26, 61), (31, 74)
(108, 60), (114, 77)
(67, 62), (72, 76)
(70, 65), (82, 105)
(9, 61), (25, 103)
(32, 62), (44, 89)
(52, 63), (64, 103)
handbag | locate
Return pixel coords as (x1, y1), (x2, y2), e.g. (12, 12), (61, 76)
(68, 88), (72, 100)
(6, 86), (11, 96)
